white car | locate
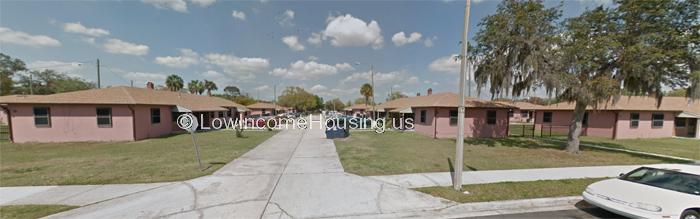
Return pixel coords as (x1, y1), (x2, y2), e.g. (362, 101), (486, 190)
(583, 164), (700, 219)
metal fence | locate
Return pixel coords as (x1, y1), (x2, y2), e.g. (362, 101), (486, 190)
(539, 125), (570, 137)
(508, 124), (535, 137)
(0, 124), (9, 141)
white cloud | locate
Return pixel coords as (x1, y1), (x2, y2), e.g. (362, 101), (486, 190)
(307, 56), (319, 61)
(190, 0), (215, 7)
(141, 0), (188, 13)
(307, 32), (323, 46)
(154, 48), (200, 68)
(342, 70), (418, 86)
(334, 62), (354, 71)
(424, 36), (437, 47)
(277, 9), (295, 26)
(391, 31), (422, 46)
(63, 22), (110, 37)
(0, 27), (61, 47)
(270, 60), (350, 80)
(123, 72), (168, 85)
(428, 54), (460, 73)
(310, 84), (328, 92)
(322, 14), (383, 49)
(204, 53), (269, 80)
(102, 38), (149, 56)
(27, 60), (87, 79)
(231, 10), (246, 21)
(282, 35), (305, 51)
(255, 85), (270, 91)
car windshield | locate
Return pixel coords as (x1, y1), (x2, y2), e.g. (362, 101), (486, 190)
(621, 167), (700, 196)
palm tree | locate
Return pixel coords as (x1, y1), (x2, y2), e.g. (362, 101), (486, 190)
(204, 80), (218, 96)
(165, 74), (184, 92)
(360, 83), (373, 114)
(188, 80), (202, 94)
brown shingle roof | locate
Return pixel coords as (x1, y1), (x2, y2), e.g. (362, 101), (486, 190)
(377, 92), (514, 110)
(344, 103), (374, 111)
(0, 86), (247, 112)
(246, 102), (285, 110)
(508, 101), (544, 110)
(534, 96), (699, 114)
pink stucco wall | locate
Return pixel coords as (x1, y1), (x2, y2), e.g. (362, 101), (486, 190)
(615, 111), (675, 139)
(0, 109), (7, 124)
(7, 104), (135, 143)
(413, 107), (509, 139)
(133, 105), (173, 140)
(533, 110), (678, 139)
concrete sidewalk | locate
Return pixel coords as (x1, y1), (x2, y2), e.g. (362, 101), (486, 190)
(368, 165), (641, 188)
(37, 128), (451, 218)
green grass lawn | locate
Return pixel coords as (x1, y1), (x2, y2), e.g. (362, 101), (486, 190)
(0, 205), (77, 219)
(551, 136), (700, 160)
(334, 131), (674, 176)
(0, 130), (277, 186)
(415, 178), (605, 203)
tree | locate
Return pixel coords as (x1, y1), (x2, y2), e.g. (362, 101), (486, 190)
(386, 91), (407, 101)
(165, 74), (184, 92)
(15, 69), (94, 94)
(324, 98), (346, 111)
(360, 83), (373, 110)
(473, 0), (699, 153)
(277, 86), (319, 112)
(224, 86), (241, 96)
(1, 53), (26, 95)
(204, 80), (218, 96)
(188, 80), (203, 95)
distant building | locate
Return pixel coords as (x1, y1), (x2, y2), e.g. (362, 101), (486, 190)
(378, 90), (514, 138)
(343, 104), (374, 118)
(532, 96), (700, 139)
(246, 102), (288, 116)
(507, 101), (542, 123)
(0, 86), (249, 143)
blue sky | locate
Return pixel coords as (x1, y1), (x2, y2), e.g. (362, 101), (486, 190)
(0, 0), (611, 102)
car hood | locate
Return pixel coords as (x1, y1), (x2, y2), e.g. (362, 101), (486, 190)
(588, 179), (698, 211)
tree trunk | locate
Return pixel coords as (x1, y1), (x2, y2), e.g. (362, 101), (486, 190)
(566, 101), (587, 154)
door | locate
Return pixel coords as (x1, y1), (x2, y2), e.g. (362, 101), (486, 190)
(688, 118), (697, 137)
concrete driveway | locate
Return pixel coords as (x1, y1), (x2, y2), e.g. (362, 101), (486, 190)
(44, 127), (451, 218)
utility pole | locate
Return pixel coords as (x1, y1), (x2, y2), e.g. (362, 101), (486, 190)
(273, 84), (277, 103)
(370, 64), (375, 119)
(96, 59), (101, 89)
(454, 0), (471, 191)
(130, 80), (134, 87)
(29, 74), (33, 95)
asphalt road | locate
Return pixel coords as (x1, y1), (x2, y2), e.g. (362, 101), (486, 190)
(467, 201), (628, 219)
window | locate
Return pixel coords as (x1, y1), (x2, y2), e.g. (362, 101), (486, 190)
(582, 112), (589, 127)
(151, 108), (161, 124)
(227, 111), (232, 117)
(652, 113), (664, 127)
(420, 110), (426, 123)
(262, 109), (266, 114)
(521, 112), (529, 118)
(675, 118), (686, 128)
(218, 111), (224, 118)
(543, 112), (553, 123)
(630, 113), (639, 128)
(33, 107), (51, 127)
(508, 110), (514, 118)
(449, 110), (458, 126)
(487, 110), (497, 125)
(96, 108), (112, 127)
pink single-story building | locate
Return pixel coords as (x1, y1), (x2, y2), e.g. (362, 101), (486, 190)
(508, 101), (541, 123)
(246, 102), (287, 117)
(532, 96), (700, 139)
(378, 91), (514, 139)
(0, 86), (249, 143)
(344, 104), (374, 118)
